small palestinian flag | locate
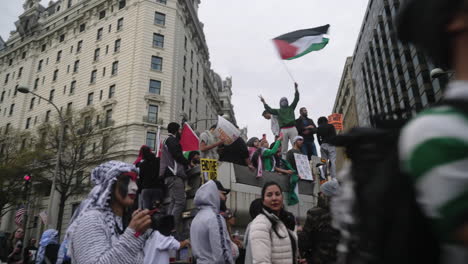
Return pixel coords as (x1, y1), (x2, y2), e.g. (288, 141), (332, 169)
(273, 24), (330, 60)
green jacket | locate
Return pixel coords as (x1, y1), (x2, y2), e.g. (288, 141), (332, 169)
(264, 90), (300, 128)
(262, 140), (281, 171)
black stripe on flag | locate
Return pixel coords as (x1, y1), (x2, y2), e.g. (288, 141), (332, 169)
(273, 24), (330, 43)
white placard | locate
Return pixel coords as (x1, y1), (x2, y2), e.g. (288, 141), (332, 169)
(214, 115), (241, 145)
(294, 153), (314, 181)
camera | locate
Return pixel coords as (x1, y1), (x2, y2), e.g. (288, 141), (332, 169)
(151, 211), (175, 236)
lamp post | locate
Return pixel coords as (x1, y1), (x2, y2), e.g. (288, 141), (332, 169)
(17, 87), (65, 229)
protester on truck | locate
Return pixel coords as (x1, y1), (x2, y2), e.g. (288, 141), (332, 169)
(286, 136), (304, 172)
(397, 0), (468, 261)
(134, 145), (164, 210)
(66, 161), (152, 264)
(246, 137), (260, 159)
(262, 110), (280, 140)
(252, 135), (294, 175)
(159, 122), (190, 237)
(199, 124), (224, 160)
(219, 137), (256, 171)
(295, 107), (318, 160)
(317, 117), (337, 179)
(190, 180), (236, 264)
(248, 181), (303, 264)
(260, 82), (300, 159)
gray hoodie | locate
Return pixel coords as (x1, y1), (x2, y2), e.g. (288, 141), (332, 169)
(190, 181), (234, 264)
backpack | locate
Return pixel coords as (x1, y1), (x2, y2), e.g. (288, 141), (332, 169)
(332, 99), (468, 264)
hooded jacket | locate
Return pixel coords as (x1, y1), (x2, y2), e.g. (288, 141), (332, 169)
(263, 90), (299, 128)
(190, 181), (234, 264)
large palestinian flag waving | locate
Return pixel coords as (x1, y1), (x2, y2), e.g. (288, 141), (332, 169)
(273, 24), (330, 60)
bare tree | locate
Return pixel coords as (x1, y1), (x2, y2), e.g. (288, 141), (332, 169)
(37, 108), (124, 233)
(0, 130), (49, 217)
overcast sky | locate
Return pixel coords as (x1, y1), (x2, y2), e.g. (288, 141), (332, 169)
(0, 0), (369, 142)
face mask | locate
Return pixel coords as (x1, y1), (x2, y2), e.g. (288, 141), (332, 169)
(127, 180), (137, 195)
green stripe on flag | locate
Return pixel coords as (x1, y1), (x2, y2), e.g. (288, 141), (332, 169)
(286, 38), (329, 60)
(406, 137), (468, 181)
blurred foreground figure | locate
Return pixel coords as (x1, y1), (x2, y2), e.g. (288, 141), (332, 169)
(398, 0), (468, 262)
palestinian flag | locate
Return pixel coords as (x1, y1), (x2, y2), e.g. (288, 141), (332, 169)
(273, 24), (330, 60)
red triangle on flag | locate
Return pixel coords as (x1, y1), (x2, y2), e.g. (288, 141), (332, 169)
(180, 123), (200, 152)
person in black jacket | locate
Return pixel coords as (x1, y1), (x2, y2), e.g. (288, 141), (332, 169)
(295, 107), (318, 160)
(317, 117), (337, 179)
(135, 145), (164, 210)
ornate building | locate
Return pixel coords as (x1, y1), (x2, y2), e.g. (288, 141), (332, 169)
(0, 0), (235, 235)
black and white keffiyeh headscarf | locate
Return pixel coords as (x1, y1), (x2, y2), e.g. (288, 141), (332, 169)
(59, 161), (138, 261)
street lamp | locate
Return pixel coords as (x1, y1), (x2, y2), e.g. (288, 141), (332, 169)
(17, 86), (65, 230)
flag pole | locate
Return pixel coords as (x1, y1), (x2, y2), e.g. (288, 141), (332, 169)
(280, 59), (296, 83)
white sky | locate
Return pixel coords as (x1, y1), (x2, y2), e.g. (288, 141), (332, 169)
(0, 0), (369, 142)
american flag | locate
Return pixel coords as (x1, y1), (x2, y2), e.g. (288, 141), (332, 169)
(15, 206), (26, 227)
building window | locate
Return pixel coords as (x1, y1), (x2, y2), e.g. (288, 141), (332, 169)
(97, 28), (103, 41)
(26, 118), (31, 129)
(105, 109), (113, 126)
(38, 60), (43, 72)
(42, 44), (46, 52)
(108, 85), (115, 98)
(184, 36), (187, 50)
(100, 90), (103, 100)
(183, 56), (186, 70)
(80, 23), (86, 32)
(30, 97), (35, 110)
(14, 86), (18, 97)
(117, 18), (124, 31)
(153, 33), (164, 48)
(59, 34), (65, 42)
(87, 92), (94, 105)
(9, 104), (15, 115)
(53, 69), (59, 81)
(154, 12), (166, 26)
(57, 50), (62, 62)
(70, 80), (76, 94)
(45, 110), (51, 122)
(146, 132), (156, 150)
(34, 78), (39, 90)
(148, 105), (158, 123)
(99, 10), (106, 20)
(119, 0), (126, 9)
(182, 98), (185, 111)
(151, 56), (163, 71)
(18, 67), (23, 78)
(0, 91), (4, 103)
(22, 52), (26, 59)
(94, 48), (100, 61)
(4, 74), (9, 84)
(49, 90), (55, 102)
(77, 40), (83, 53)
(67, 102), (73, 114)
(157, 0), (167, 4)
(191, 50), (193, 62)
(190, 69), (193, 80)
(102, 67), (106, 76)
(114, 39), (121, 52)
(73, 60), (80, 73)
(111, 61), (119, 75)
(68, 0), (73, 8)
(90, 70), (97, 83)
(149, 79), (161, 94)
(108, 24), (112, 33)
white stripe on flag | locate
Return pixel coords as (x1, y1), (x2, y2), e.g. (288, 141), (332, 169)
(290, 35), (325, 54)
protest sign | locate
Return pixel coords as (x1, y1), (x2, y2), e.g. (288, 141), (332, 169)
(294, 153), (314, 181)
(201, 158), (218, 181)
(328, 113), (343, 130)
(215, 116), (241, 145)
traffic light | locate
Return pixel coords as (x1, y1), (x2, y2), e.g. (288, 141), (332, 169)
(23, 175), (31, 200)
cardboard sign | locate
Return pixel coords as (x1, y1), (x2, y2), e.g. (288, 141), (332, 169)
(201, 158), (218, 181)
(215, 116), (241, 145)
(328, 113), (343, 130)
(294, 153), (314, 181)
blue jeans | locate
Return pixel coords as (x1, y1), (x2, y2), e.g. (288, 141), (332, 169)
(301, 140), (317, 160)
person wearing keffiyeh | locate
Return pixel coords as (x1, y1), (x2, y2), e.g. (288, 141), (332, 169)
(36, 229), (59, 264)
(59, 160), (152, 264)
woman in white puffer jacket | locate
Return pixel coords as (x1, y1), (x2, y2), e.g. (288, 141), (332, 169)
(248, 181), (302, 264)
